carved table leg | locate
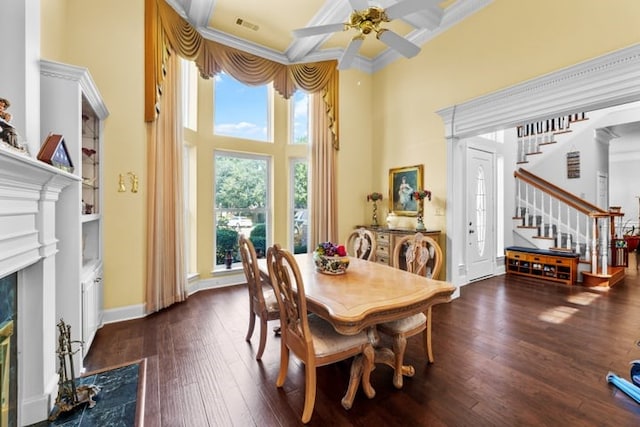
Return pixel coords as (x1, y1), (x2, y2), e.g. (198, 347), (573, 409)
(341, 345), (377, 410)
(374, 347), (415, 389)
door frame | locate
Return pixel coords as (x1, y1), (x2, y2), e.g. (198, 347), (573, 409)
(438, 44), (640, 289)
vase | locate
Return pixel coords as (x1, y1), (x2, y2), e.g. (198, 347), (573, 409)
(386, 212), (399, 229)
(416, 204), (426, 231)
(313, 252), (350, 275)
(371, 201), (379, 226)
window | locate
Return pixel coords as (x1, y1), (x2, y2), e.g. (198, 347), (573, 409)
(181, 59), (198, 131)
(183, 144), (196, 275)
(213, 72), (271, 142)
(291, 159), (309, 254)
(291, 90), (309, 144)
(214, 152), (270, 268)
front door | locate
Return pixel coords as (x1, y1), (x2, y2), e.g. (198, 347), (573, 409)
(466, 147), (495, 281)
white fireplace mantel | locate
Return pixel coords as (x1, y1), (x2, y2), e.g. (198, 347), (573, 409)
(0, 147), (78, 425)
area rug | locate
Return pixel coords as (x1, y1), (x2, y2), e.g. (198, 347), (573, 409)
(31, 359), (145, 427)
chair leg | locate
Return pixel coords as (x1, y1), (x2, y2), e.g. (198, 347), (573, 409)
(425, 307), (434, 364)
(255, 317), (268, 360)
(276, 341), (289, 388)
(392, 333), (408, 389)
(245, 309), (256, 342)
(301, 362), (317, 424)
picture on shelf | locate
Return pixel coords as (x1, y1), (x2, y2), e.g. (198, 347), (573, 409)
(37, 133), (74, 173)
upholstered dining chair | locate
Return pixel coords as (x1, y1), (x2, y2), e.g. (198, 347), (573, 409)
(345, 227), (377, 261)
(266, 244), (375, 424)
(239, 235), (280, 360)
(376, 232), (443, 388)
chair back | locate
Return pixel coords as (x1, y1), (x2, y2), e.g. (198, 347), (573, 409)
(239, 235), (266, 309)
(266, 244), (313, 357)
(345, 228), (377, 260)
(392, 233), (443, 279)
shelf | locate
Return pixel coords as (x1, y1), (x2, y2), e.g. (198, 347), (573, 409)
(505, 248), (578, 286)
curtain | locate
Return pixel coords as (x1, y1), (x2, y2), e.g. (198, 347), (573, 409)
(145, 0), (339, 311)
(145, 41), (187, 313)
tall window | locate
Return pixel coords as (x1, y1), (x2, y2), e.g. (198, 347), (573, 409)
(214, 152), (270, 268)
(291, 90), (309, 144)
(213, 72), (271, 142)
(183, 144), (196, 275)
(181, 59), (198, 131)
(291, 159), (309, 254)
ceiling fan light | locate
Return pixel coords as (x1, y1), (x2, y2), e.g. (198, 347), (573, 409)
(377, 29), (421, 58)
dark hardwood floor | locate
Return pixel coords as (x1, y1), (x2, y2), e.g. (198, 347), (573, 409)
(85, 258), (640, 426)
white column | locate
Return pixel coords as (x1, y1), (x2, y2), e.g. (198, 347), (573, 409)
(0, 0), (41, 156)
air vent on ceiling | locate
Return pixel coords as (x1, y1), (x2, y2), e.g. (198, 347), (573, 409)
(236, 18), (259, 31)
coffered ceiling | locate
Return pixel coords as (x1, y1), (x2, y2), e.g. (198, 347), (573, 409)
(165, 0), (492, 73)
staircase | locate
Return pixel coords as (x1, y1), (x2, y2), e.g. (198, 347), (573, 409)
(513, 168), (625, 287)
(510, 112), (628, 286)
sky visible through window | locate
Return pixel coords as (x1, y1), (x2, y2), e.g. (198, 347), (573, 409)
(214, 72), (308, 143)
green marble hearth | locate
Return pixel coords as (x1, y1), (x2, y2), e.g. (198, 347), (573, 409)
(29, 360), (144, 427)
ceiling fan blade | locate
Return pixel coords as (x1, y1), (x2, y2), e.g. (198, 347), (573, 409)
(337, 37), (364, 70)
(377, 29), (421, 58)
(348, 0), (369, 11)
(385, 0), (432, 20)
(292, 23), (346, 38)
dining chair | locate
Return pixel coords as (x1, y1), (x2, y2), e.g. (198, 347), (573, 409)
(239, 235), (280, 360)
(266, 244), (375, 424)
(376, 232), (443, 388)
(345, 227), (377, 261)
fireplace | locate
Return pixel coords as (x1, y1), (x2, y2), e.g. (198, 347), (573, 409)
(0, 149), (77, 425)
(0, 273), (17, 425)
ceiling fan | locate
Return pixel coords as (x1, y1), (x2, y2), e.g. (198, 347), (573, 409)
(292, 0), (435, 69)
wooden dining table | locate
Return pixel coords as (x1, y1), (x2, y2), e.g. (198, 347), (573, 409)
(257, 253), (456, 408)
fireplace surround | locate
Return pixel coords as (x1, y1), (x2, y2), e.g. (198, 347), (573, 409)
(0, 148), (77, 425)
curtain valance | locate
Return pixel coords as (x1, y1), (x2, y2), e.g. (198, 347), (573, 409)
(146, 0), (340, 149)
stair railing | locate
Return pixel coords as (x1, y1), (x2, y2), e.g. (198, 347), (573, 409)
(514, 168), (619, 275)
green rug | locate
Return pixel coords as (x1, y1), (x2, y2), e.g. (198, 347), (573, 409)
(30, 360), (143, 427)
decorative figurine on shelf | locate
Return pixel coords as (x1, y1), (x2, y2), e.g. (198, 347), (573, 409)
(49, 319), (100, 421)
(366, 192), (383, 227)
(410, 189), (432, 231)
(0, 97), (28, 154)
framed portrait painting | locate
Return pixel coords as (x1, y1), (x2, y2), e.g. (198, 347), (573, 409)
(389, 164), (423, 216)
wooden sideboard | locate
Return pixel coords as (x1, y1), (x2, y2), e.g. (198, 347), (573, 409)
(356, 226), (441, 266)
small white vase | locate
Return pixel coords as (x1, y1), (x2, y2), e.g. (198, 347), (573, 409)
(386, 212), (399, 228)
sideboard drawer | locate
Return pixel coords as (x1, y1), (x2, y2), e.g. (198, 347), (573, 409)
(376, 232), (390, 245)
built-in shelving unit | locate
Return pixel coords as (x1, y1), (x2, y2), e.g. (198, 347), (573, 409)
(40, 59), (108, 372)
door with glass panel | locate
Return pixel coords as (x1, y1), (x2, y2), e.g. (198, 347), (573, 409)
(466, 147), (495, 281)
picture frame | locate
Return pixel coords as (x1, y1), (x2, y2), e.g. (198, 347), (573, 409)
(37, 133), (74, 173)
(389, 164), (423, 216)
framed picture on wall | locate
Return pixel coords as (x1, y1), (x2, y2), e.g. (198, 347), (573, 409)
(389, 164), (423, 216)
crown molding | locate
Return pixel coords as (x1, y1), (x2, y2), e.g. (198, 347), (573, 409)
(40, 59), (109, 120)
(437, 43), (640, 138)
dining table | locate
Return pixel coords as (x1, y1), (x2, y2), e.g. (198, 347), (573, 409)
(257, 253), (456, 409)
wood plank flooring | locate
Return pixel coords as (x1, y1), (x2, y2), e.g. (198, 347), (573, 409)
(85, 263), (640, 426)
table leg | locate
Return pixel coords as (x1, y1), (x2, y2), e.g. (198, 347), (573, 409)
(374, 347), (415, 389)
(341, 345), (376, 410)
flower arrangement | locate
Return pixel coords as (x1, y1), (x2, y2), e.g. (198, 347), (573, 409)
(315, 242), (347, 257)
(366, 192), (383, 202)
(410, 190), (432, 201)
(313, 242), (349, 274)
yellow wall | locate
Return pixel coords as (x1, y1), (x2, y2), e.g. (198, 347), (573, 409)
(372, 0), (640, 238)
(41, 0), (147, 309)
(40, 0), (640, 312)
